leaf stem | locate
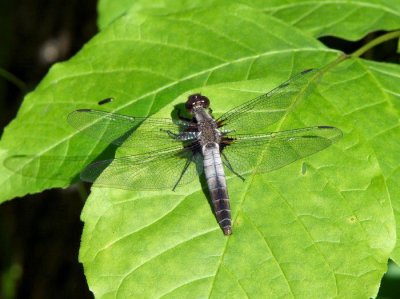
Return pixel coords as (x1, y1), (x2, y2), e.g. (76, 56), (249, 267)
(0, 68), (28, 92)
(316, 31), (400, 78)
(350, 30), (400, 58)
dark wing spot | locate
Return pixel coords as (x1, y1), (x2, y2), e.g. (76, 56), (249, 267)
(98, 98), (113, 105)
(301, 68), (314, 74)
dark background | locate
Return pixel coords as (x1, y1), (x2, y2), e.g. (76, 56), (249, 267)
(0, 0), (96, 298)
(0, 1), (399, 298)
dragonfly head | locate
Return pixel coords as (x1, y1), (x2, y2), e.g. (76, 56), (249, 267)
(186, 94), (210, 113)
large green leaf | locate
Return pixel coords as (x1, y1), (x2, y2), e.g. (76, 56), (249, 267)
(1, 3), (398, 298)
(0, 5), (331, 201)
(320, 60), (400, 264)
(98, 0), (400, 40)
(264, 0), (400, 40)
(79, 67), (395, 298)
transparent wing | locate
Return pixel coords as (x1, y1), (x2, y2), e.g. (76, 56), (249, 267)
(81, 147), (203, 190)
(217, 69), (318, 133)
(4, 154), (92, 181)
(222, 126), (342, 177)
(68, 109), (194, 152)
(4, 148), (202, 190)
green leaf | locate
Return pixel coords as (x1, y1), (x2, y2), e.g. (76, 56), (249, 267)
(79, 68), (395, 297)
(0, 5), (331, 201)
(1, 3), (398, 298)
(319, 60), (400, 264)
(97, 0), (400, 40)
(264, 0), (400, 40)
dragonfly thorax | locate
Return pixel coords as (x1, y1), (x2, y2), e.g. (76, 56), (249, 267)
(192, 105), (221, 148)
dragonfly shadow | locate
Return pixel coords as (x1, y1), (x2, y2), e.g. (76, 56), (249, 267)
(81, 145), (117, 178)
(171, 103), (192, 121)
(72, 129), (136, 184)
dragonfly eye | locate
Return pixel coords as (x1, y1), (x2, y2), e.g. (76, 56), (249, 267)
(186, 94), (210, 112)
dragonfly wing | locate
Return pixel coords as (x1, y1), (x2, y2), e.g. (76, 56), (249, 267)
(81, 147), (204, 190)
(4, 144), (201, 190)
(4, 154), (93, 181)
(68, 109), (194, 151)
(222, 126), (342, 177)
(217, 69), (318, 133)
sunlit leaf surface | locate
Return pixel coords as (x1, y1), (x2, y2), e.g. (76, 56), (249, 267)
(98, 0), (400, 40)
(1, 3), (398, 298)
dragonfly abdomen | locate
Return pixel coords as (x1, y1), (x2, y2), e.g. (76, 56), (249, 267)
(203, 143), (232, 235)
(212, 193), (232, 235)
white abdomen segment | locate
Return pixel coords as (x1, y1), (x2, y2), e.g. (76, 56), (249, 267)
(202, 143), (232, 235)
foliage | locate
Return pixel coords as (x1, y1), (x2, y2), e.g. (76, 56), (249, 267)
(1, 1), (399, 298)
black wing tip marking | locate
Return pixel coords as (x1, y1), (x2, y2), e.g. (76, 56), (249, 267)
(278, 68), (316, 88)
(317, 125), (343, 134)
(75, 109), (93, 112)
(98, 98), (113, 105)
(301, 68), (315, 74)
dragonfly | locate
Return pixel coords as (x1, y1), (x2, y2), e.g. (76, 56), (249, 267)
(60, 68), (342, 235)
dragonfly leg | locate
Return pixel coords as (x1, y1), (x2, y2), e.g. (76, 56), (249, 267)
(160, 129), (179, 139)
(172, 158), (192, 191)
(221, 152), (245, 181)
(160, 129), (198, 141)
